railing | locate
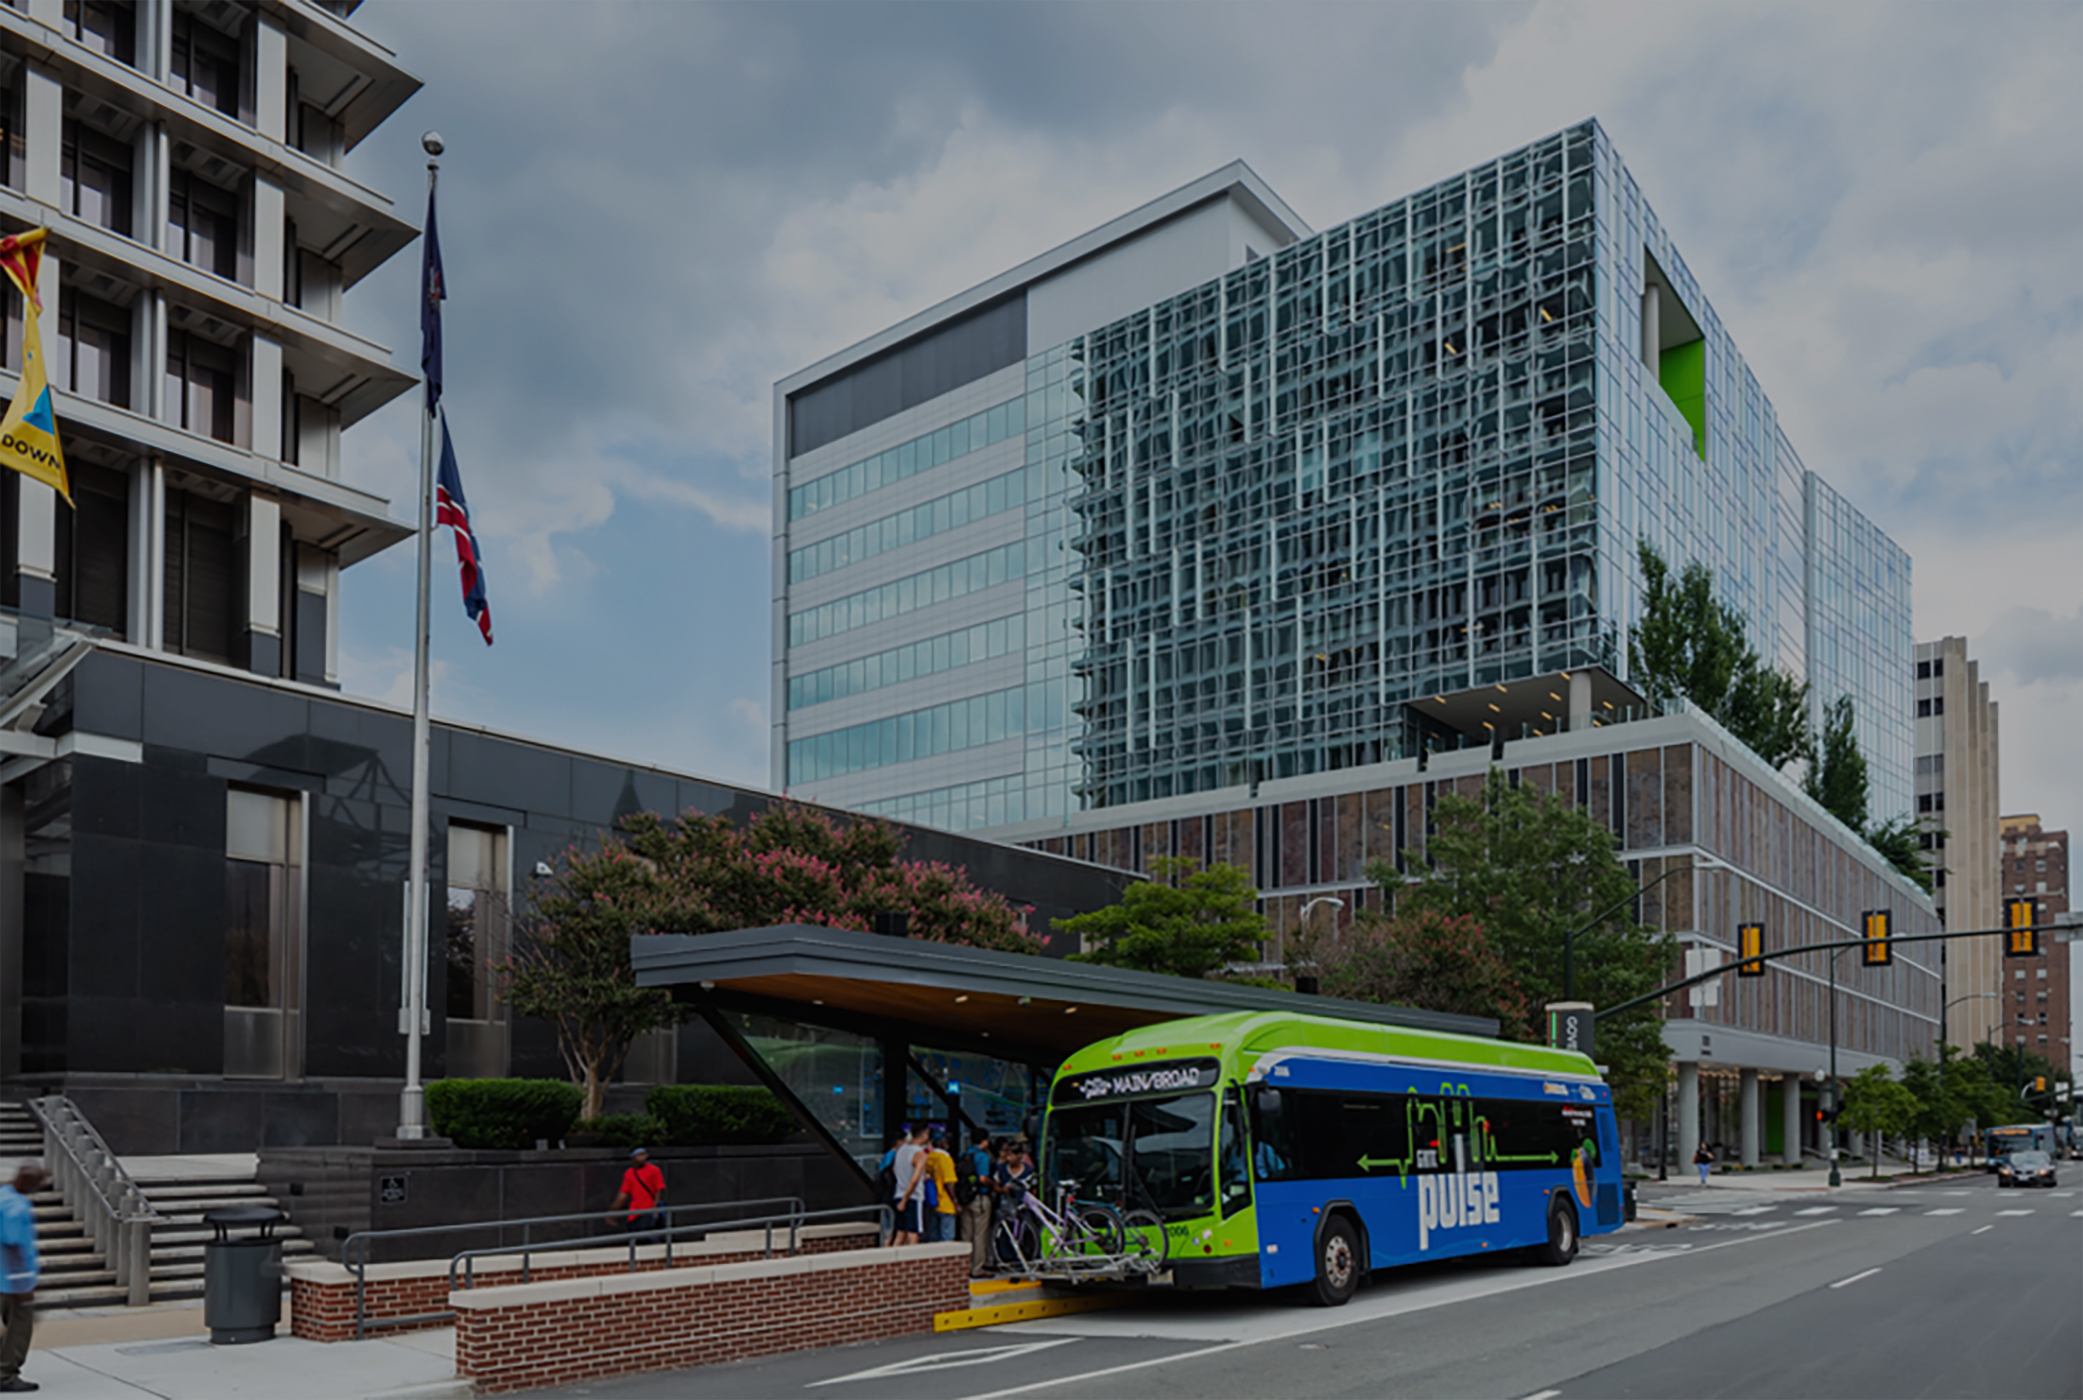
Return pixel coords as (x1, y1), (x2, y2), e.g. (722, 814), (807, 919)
(448, 1201), (892, 1291)
(27, 1096), (161, 1306)
(341, 1194), (875, 1339)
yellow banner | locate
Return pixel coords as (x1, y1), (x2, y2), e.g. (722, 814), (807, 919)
(0, 228), (68, 505)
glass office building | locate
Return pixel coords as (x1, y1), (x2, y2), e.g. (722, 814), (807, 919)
(775, 122), (1913, 833)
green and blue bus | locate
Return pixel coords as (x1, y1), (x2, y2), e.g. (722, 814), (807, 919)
(1042, 1010), (1623, 1305)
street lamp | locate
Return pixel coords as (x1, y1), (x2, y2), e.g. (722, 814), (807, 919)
(1562, 854), (1727, 1000)
(1940, 992), (2000, 1057)
(1291, 897), (1345, 995)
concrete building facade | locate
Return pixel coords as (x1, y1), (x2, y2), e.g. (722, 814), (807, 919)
(1914, 636), (2000, 1049)
(2001, 814), (2071, 1070)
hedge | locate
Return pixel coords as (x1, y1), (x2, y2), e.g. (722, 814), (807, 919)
(426, 1078), (582, 1149)
(645, 1085), (799, 1146)
(569, 1113), (667, 1150)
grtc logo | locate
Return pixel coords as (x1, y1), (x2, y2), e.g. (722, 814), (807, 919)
(1416, 1169), (1500, 1250)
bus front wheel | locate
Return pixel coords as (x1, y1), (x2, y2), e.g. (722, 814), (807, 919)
(1533, 1196), (1579, 1267)
(1309, 1215), (1362, 1306)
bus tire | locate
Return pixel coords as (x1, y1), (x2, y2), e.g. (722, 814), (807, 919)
(1534, 1195), (1579, 1267)
(1309, 1214), (1362, 1306)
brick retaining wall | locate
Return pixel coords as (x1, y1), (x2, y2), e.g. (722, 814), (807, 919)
(452, 1242), (970, 1393)
(287, 1222), (880, 1342)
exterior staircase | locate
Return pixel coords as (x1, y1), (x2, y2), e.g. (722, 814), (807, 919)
(2, 1101), (313, 1308)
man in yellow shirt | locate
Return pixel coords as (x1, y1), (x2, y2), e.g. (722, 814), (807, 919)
(926, 1130), (960, 1243)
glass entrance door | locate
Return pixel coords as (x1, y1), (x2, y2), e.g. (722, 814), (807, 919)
(223, 788), (301, 1079)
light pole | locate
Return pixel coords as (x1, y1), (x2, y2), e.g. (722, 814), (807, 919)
(1563, 855), (1726, 1001)
(1940, 992), (1999, 1056)
(1292, 896), (1345, 995)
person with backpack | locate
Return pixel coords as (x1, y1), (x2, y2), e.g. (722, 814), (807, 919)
(957, 1131), (995, 1273)
(925, 1129), (959, 1243)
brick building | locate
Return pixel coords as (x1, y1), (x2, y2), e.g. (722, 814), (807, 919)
(2000, 814), (2071, 1069)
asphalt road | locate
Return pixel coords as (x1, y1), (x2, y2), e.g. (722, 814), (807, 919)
(540, 1174), (2082, 1400)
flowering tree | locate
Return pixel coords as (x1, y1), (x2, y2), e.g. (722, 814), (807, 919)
(505, 804), (1035, 1117)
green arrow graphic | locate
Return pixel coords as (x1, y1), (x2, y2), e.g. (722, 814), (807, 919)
(1356, 1156), (1398, 1172)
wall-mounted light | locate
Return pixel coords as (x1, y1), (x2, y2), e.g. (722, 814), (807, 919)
(533, 861), (554, 878)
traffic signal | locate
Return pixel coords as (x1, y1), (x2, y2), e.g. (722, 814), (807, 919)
(2034, 1076), (2048, 1094)
(1737, 923), (1765, 978)
(2006, 898), (2039, 958)
(1861, 909), (1892, 967)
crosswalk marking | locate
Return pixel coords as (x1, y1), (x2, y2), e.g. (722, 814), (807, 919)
(2071, 1210), (2083, 1218)
(1943, 1190), (1969, 1197)
(1730, 1205), (1776, 1216)
(1794, 1206), (1837, 1215)
(1857, 1208), (1899, 1216)
(2052, 1192), (2076, 1198)
(1923, 1208), (1963, 1216)
(1997, 1209), (2035, 1217)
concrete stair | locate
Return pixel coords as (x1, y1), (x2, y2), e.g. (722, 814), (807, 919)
(1, 1103), (312, 1308)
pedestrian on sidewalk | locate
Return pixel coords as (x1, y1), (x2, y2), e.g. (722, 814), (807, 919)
(1693, 1141), (1714, 1187)
(0, 1160), (48, 1394)
(892, 1124), (931, 1246)
(957, 1130), (994, 1274)
(926, 1130), (960, 1244)
(610, 1146), (667, 1238)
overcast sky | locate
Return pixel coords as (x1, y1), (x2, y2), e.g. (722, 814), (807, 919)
(333, 0), (2082, 841)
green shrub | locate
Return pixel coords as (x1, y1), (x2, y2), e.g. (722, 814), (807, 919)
(645, 1085), (798, 1146)
(570, 1114), (666, 1150)
(426, 1078), (582, 1149)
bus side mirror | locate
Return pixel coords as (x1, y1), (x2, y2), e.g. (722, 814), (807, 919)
(1252, 1088), (1282, 1119)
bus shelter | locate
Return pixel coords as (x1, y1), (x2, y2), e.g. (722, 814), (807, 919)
(633, 924), (1493, 1192)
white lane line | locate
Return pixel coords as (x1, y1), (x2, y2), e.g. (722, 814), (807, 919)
(1944, 1190), (1969, 1197)
(1997, 1209), (2035, 1217)
(1730, 1205), (1776, 1216)
(2071, 1210), (2083, 1218)
(962, 1223), (1841, 1398)
(1972, 1225), (1995, 1234)
(1830, 1267), (1882, 1290)
(1522, 1392), (1563, 1400)
(1857, 1207), (1899, 1216)
(813, 1339), (1079, 1387)
(1923, 1208), (1964, 1216)
(2053, 1192), (2076, 1198)
(1794, 1206), (1837, 1216)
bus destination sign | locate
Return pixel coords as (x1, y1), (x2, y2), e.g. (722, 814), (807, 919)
(1053, 1057), (1222, 1105)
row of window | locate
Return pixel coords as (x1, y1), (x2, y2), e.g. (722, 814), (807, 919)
(1916, 696), (1945, 717)
(787, 463), (1038, 584)
(786, 539), (1029, 647)
(786, 681), (1067, 785)
(786, 611), (1025, 711)
(787, 394), (1027, 522)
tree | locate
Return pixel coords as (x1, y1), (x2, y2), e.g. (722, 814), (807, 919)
(1897, 1055), (1957, 1172)
(1314, 909), (1531, 1031)
(1629, 542), (1811, 769)
(1839, 1064), (1918, 1178)
(1056, 857), (1269, 979)
(1392, 770), (1675, 1123)
(1864, 815), (1934, 894)
(507, 803), (1036, 1117)
(1804, 694), (1869, 831)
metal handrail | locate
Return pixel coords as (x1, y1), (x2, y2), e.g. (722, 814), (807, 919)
(26, 1096), (162, 1305)
(340, 1194), (819, 1339)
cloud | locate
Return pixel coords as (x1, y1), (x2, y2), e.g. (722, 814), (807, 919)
(1982, 607), (2083, 688)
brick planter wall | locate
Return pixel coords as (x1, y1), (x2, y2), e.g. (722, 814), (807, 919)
(452, 1242), (970, 1394)
(287, 1222), (879, 1342)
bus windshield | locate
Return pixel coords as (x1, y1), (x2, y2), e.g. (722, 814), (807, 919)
(1048, 1093), (1216, 1219)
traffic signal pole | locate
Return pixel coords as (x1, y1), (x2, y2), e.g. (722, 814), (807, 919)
(1828, 949), (1841, 1186)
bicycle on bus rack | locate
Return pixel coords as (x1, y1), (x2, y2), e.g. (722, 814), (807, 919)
(990, 1179), (1170, 1282)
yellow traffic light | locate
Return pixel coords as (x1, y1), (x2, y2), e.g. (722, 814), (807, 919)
(1861, 909), (1891, 967)
(2034, 1076), (2048, 1094)
(1737, 923), (1765, 978)
(2006, 899), (2039, 958)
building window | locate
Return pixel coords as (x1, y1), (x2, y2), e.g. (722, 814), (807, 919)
(1932, 658), (1944, 678)
(60, 117), (133, 237)
(57, 285), (132, 407)
(54, 461), (128, 632)
(64, 0), (136, 65)
(1916, 698), (1931, 718)
(1916, 660), (1930, 680)
(169, 170), (240, 281)
(445, 822), (510, 1079)
(162, 490), (235, 662)
(224, 786), (302, 1079)
(165, 327), (237, 442)
(170, 9), (242, 118)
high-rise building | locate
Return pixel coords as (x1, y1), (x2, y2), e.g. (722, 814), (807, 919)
(773, 121), (1914, 834)
(1914, 637), (2000, 1049)
(0, 0), (422, 678)
(2000, 814), (2071, 1063)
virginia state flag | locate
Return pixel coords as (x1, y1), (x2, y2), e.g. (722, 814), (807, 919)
(0, 229), (70, 505)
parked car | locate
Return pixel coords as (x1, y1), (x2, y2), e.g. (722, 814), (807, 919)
(1996, 1150), (2058, 1188)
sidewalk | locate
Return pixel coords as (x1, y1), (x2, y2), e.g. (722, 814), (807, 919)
(16, 1307), (462, 1399)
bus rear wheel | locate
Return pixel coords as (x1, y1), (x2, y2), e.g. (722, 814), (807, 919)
(1533, 1195), (1579, 1267)
(1309, 1215), (1362, 1306)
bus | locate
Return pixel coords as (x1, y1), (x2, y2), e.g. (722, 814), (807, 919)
(1041, 1009), (1623, 1306)
(1986, 1122), (2056, 1167)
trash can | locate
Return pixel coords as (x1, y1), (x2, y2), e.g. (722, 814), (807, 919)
(1623, 1180), (1639, 1222)
(202, 1204), (286, 1344)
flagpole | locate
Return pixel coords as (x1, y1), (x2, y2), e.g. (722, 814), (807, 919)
(398, 132), (444, 1141)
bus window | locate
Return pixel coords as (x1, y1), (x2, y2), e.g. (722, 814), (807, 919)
(1219, 1087), (1252, 1216)
(1250, 1085), (1296, 1179)
(1047, 1103), (1127, 1196)
(1130, 1093), (1216, 1218)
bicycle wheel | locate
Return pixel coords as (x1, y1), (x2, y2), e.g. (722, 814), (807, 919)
(993, 1214), (1037, 1269)
(1119, 1209), (1170, 1270)
(1068, 1201), (1125, 1256)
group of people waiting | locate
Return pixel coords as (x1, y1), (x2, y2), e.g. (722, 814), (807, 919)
(880, 1123), (1035, 1274)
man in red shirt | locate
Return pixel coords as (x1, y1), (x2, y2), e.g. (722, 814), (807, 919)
(611, 1147), (666, 1237)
